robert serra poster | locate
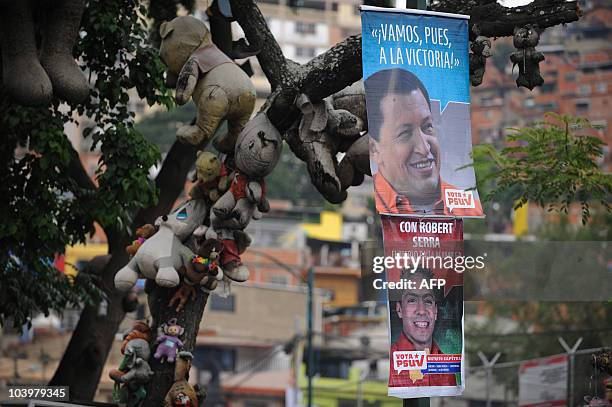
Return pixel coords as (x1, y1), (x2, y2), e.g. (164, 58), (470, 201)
(381, 215), (465, 398)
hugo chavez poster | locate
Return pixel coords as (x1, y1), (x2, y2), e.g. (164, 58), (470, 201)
(361, 7), (484, 218)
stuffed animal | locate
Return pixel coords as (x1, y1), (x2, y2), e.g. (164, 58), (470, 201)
(188, 238), (224, 290)
(0, 0), (89, 106)
(126, 224), (157, 257)
(168, 239), (225, 312)
(114, 199), (208, 291)
(164, 351), (199, 407)
(189, 151), (229, 202)
(212, 113), (283, 230)
(109, 338), (154, 407)
(510, 24), (545, 90)
(286, 83), (367, 204)
(337, 134), (371, 193)
(159, 16), (256, 153)
(197, 226), (252, 283)
(154, 318), (184, 363)
(121, 321), (151, 355)
(469, 31), (491, 87)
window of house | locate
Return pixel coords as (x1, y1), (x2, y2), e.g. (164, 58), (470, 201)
(295, 21), (316, 34)
(267, 274), (289, 285)
(299, 0), (325, 10)
(540, 83), (557, 93)
(296, 46), (316, 58)
(596, 82), (607, 93)
(210, 294), (235, 312)
(575, 100), (590, 111)
(196, 347), (236, 371)
(578, 84), (591, 95)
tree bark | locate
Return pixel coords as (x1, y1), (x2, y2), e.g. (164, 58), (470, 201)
(431, 0), (580, 38)
(142, 283), (209, 405)
(49, 141), (197, 400)
(232, 0), (292, 90)
(48, 255), (119, 401)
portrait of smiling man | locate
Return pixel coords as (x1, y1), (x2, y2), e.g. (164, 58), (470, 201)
(365, 68), (482, 216)
(389, 268), (457, 387)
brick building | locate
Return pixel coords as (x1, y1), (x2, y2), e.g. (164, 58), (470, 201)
(471, 5), (611, 163)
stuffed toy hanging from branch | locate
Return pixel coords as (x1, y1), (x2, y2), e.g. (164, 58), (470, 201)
(159, 16), (256, 153)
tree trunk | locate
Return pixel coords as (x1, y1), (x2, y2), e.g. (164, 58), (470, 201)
(143, 284), (209, 405)
(49, 141), (197, 400)
(48, 255), (125, 401)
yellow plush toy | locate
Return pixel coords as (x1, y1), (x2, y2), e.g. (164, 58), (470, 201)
(159, 16), (256, 153)
(188, 151), (229, 202)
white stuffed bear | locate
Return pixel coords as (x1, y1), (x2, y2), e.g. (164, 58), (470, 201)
(114, 199), (208, 291)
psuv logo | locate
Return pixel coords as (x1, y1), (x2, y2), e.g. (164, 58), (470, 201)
(444, 189), (475, 212)
(393, 351), (428, 373)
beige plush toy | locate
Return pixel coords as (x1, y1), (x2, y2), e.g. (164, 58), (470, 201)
(159, 16), (256, 153)
(188, 151), (229, 202)
(0, 0), (89, 106)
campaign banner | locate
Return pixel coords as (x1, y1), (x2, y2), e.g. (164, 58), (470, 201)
(519, 355), (568, 407)
(361, 7), (484, 218)
(380, 215), (465, 397)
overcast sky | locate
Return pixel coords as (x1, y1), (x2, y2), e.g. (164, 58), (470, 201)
(497, 0), (535, 6)
(395, 0), (536, 8)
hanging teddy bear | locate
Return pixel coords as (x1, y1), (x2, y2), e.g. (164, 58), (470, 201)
(211, 113), (283, 230)
(510, 24), (545, 90)
(154, 318), (184, 364)
(286, 81), (367, 203)
(168, 238), (225, 312)
(194, 225), (252, 283)
(0, 0), (89, 106)
(125, 224), (157, 257)
(469, 25), (491, 87)
(186, 238), (224, 291)
(159, 16), (256, 153)
(114, 199), (208, 292)
(188, 151), (229, 203)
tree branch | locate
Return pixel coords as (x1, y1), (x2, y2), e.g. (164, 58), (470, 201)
(431, 0), (581, 38)
(232, 0), (291, 90)
(66, 144), (123, 249)
(67, 144), (96, 191)
(131, 140), (198, 233)
(300, 34), (362, 102)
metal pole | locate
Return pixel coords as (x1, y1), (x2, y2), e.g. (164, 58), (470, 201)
(294, 317), (302, 407)
(559, 337), (583, 407)
(478, 351), (501, 407)
(307, 266), (314, 407)
(403, 0), (429, 404)
(404, 398), (430, 407)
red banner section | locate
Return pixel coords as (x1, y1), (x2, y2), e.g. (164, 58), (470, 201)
(381, 215), (464, 397)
